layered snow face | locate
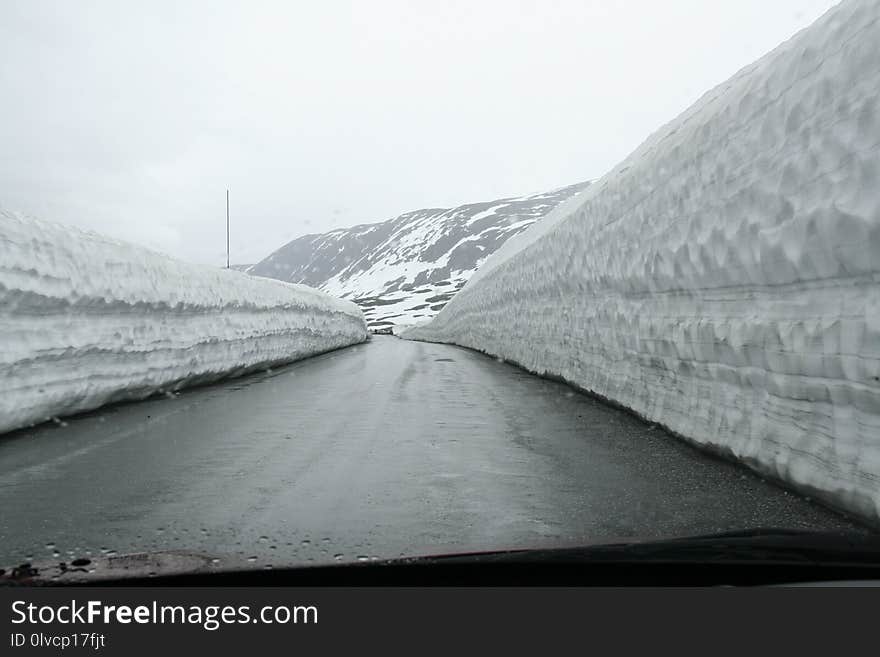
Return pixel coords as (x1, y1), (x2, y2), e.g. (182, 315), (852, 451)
(406, 0), (880, 523)
(0, 210), (368, 435)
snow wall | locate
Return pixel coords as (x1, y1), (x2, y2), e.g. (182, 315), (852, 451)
(405, 0), (880, 524)
(0, 209), (368, 435)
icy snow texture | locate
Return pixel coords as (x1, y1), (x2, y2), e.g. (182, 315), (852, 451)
(0, 209), (368, 435)
(406, 0), (880, 523)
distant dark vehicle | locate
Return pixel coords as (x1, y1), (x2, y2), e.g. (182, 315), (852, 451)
(371, 327), (394, 335)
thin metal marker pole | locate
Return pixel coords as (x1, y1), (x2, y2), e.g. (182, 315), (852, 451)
(226, 188), (230, 269)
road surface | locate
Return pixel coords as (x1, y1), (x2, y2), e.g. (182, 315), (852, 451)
(0, 336), (866, 568)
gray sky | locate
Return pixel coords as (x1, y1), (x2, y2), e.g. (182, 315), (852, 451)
(1, 0), (838, 266)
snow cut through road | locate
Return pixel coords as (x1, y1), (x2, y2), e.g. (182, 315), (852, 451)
(0, 336), (866, 568)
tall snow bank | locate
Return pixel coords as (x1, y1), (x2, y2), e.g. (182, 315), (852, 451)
(0, 209), (368, 435)
(405, 0), (880, 523)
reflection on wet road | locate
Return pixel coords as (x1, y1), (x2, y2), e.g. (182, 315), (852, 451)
(0, 336), (864, 568)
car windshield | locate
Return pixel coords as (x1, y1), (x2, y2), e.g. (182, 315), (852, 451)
(1, 0), (877, 578)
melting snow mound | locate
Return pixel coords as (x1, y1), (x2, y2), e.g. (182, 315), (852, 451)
(405, 0), (880, 523)
(0, 209), (368, 435)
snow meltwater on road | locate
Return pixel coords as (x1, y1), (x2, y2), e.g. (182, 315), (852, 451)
(0, 209), (368, 434)
(405, 0), (880, 524)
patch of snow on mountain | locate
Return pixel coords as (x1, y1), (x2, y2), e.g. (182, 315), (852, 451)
(248, 181), (590, 327)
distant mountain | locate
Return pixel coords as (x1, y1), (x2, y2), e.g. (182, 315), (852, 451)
(248, 181), (590, 328)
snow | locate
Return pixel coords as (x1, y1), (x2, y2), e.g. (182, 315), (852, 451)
(0, 209), (368, 435)
(312, 184), (590, 327)
(466, 203), (509, 225)
(404, 0), (880, 523)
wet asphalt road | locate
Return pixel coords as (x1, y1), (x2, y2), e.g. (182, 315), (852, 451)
(0, 335), (866, 568)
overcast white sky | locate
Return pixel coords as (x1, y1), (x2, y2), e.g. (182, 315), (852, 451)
(1, 0), (839, 266)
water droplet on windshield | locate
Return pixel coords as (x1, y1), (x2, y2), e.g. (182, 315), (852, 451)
(356, 555), (369, 562)
(300, 539), (311, 547)
(334, 554), (344, 562)
(246, 556), (258, 563)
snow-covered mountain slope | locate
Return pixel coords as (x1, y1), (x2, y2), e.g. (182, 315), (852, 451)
(248, 181), (590, 328)
(0, 208), (367, 435)
(405, 0), (880, 524)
